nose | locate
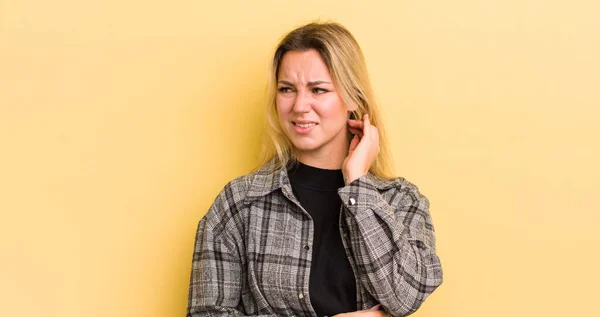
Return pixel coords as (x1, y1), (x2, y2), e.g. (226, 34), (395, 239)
(292, 90), (312, 113)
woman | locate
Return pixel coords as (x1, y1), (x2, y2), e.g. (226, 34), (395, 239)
(186, 22), (443, 317)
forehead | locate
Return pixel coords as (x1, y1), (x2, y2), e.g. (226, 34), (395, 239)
(278, 49), (332, 80)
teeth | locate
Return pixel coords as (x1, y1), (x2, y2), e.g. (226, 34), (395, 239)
(295, 123), (316, 128)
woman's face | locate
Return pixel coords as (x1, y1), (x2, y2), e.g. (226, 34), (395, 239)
(276, 49), (356, 160)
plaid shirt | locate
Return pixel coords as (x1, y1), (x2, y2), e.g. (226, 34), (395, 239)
(186, 161), (443, 317)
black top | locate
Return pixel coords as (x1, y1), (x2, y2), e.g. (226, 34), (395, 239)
(288, 162), (357, 317)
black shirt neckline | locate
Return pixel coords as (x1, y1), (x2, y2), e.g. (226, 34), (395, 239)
(288, 161), (345, 191)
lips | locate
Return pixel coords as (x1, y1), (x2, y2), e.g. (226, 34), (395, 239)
(294, 122), (317, 128)
(292, 121), (317, 134)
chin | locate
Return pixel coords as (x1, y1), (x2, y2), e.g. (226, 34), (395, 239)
(291, 143), (320, 152)
(289, 138), (321, 152)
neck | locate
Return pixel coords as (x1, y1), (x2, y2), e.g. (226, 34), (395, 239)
(295, 140), (349, 170)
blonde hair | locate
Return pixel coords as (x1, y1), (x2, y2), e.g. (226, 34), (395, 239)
(259, 21), (395, 179)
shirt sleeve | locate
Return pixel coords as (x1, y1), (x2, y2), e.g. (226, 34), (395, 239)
(186, 185), (278, 317)
(337, 175), (443, 317)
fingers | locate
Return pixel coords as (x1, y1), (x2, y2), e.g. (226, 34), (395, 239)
(363, 114), (371, 137)
(363, 114), (379, 142)
(348, 114), (378, 140)
(367, 304), (381, 311)
(348, 127), (363, 137)
(333, 305), (389, 317)
(348, 134), (360, 152)
(347, 119), (364, 128)
(365, 311), (388, 317)
(347, 114), (368, 138)
(346, 137), (359, 171)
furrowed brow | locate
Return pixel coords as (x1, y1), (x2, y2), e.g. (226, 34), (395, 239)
(307, 81), (331, 86)
(277, 80), (332, 87)
(278, 80), (295, 86)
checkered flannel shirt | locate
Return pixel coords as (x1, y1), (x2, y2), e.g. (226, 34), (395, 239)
(186, 161), (443, 317)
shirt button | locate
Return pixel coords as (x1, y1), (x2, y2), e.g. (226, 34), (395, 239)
(349, 198), (356, 205)
(303, 244), (310, 251)
(298, 293), (305, 300)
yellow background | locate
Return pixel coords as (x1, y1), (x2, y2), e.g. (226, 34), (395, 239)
(1, 0), (599, 316)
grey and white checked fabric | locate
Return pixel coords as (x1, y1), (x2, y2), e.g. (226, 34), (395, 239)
(186, 161), (443, 317)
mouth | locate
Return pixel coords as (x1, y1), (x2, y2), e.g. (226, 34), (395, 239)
(292, 121), (317, 134)
(293, 122), (318, 128)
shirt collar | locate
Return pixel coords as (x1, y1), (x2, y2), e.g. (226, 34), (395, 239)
(244, 159), (401, 203)
(244, 159), (289, 202)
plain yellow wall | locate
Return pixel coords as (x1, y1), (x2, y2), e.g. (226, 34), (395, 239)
(1, 0), (599, 316)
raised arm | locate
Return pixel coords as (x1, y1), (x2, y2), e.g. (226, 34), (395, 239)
(337, 176), (443, 316)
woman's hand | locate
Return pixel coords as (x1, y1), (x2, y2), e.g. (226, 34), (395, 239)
(333, 305), (390, 317)
(342, 114), (380, 185)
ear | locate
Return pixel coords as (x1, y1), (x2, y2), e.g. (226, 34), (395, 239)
(350, 109), (366, 121)
(348, 111), (357, 120)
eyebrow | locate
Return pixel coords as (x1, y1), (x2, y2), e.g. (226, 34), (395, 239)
(278, 80), (332, 87)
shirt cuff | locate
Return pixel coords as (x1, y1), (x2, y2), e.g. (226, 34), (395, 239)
(338, 174), (384, 215)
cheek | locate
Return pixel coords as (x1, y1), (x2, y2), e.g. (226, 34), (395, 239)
(276, 96), (291, 116)
(317, 97), (348, 124)
(275, 99), (286, 121)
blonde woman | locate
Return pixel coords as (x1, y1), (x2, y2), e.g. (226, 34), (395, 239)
(186, 22), (443, 317)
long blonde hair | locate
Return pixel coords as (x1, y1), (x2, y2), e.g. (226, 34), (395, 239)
(259, 21), (395, 179)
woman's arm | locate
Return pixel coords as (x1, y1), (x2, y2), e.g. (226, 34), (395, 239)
(186, 185), (277, 317)
(337, 176), (443, 317)
(341, 114), (443, 316)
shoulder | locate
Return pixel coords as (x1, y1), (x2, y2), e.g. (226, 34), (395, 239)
(209, 169), (260, 213)
(200, 169), (262, 239)
(366, 174), (430, 210)
(204, 162), (281, 223)
(217, 172), (255, 204)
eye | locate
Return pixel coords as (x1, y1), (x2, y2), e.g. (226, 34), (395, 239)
(278, 86), (293, 93)
(312, 87), (328, 94)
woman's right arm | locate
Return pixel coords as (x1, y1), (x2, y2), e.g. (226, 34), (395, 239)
(186, 184), (277, 317)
